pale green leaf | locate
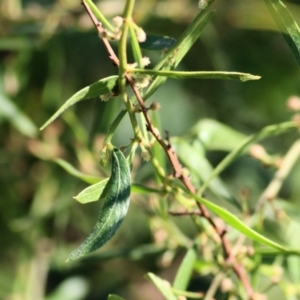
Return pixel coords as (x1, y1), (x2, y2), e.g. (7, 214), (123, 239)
(108, 295), (126, 300)
(173, 247), (197, 290)
(146, 273), (177, 300)
(172, 137), (235, 205)
(187, 118), (247, 151)
(129, 69), (260, 82)
(54, 158), (102, 184)
(75, 181), (162, 204)
(0, 92), (37, 137)
(74, 179), (109, 204)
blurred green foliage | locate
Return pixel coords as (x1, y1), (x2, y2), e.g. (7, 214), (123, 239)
(1, 0), (300, 299)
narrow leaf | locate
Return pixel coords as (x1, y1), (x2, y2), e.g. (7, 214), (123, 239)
(145, 8), (215, 100)
(0, 92), (37, 137)
(40, 76), (118, 130)
(188, 192), (289, 253)
(129, 69), (261, 81)
(54, 158), (102, 184)
(265, 0), (300, 65)
(146, 273), (177, 300)
(107, 295), (126, 300)
(173, 247), (197, 290)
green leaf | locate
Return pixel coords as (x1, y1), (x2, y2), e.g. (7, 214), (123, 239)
(173, 247), (197, 290)
(129, 69), (261, 82)
(144, 9), (215, 100)
(107, 295), (126, 300)
(198, 121), (297, 195)
(146, 273), (177, 300)
(75, 181), (162, 204)
(188, 192), (289, 253)
(67, 148), (131, 261)
(74, 179), (110, 204)
(81, 243), (166, 261)
(0, 92), (37, 138)
(172, 138), (235, 205)
(139, 35), (176, 51)
(45, 276), (89, 300)
(40, 76), (118, 130)
(54, 158), (102, 184)
(265, 0), (300, 65)
(187, 118), (247, 152)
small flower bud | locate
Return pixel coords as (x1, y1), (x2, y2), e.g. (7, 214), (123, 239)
(152, 127), (160, 137)
(252, 293), (267, 300)
(221, 278), (233, 292)
(140, 56), (151, 67)
(135, 75), (151, 89)
(149, 101), (161, 111)
(247, 246), (255, 256)
(99, 147), (109, 166)
(141, 149), (151, 161)
(271, 265), (283, 284)
(181, 167), (190, 177)
(113, 16), (123, 28)
(249, 144), (266, 160)
(136, 27), (146, 42)
(100, 93), (112, 101)
(292, 113), (300, 126)
(198, 0), (208, 10)
(287, 95), (300, 111)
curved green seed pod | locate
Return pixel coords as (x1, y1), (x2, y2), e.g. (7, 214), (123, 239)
(67, 148), (131, 261)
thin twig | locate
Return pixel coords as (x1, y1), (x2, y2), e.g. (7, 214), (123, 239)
(255, 139), (300, 211)
(81, 1), (254, 298)
(168, 210), (203, 216)
(203, 272), (226, 300)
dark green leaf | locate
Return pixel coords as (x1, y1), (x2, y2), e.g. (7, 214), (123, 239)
(140, 35), (176, 51)
(265, 0), (300, 65)
(67, 148), (131, 261)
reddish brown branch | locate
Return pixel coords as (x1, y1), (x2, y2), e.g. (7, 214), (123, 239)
(81, 1), (254, 298)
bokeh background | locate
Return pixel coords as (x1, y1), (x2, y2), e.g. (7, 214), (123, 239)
(1, 0), (300, 299)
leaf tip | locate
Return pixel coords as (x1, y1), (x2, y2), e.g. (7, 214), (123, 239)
(241, 74), (261, 82)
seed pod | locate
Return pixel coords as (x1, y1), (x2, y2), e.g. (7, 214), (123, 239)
(67, 148), (131, 261)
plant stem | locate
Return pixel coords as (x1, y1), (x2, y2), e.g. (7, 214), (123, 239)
(81, 1), (255, 297)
